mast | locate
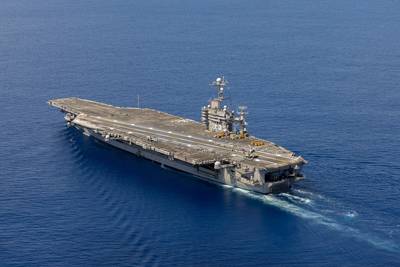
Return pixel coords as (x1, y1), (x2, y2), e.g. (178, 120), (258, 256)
(212, 76), (227, 101)
(201, 76), (248, 138)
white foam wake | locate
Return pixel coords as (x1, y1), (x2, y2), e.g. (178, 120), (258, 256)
(230, 188), (399, 253)
(279, 192), (313, 205)
(292, 188), (328, 201)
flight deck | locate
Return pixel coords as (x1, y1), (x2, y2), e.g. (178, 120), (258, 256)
(49, 77), (306, 194)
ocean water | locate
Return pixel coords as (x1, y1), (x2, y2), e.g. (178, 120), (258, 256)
(1, 0), (399, 266)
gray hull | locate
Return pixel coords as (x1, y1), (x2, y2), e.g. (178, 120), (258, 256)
(76, 125), (297, 194)
(49, 97), (306, 195)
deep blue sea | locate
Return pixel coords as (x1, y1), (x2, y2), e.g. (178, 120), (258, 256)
(1, 0), (400, 266)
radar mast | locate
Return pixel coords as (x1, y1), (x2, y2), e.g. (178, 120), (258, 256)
(201, 76), (248, 138)
(212, 76), (228, 101)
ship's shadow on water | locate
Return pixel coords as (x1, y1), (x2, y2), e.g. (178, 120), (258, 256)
(58, 126), (400, 257)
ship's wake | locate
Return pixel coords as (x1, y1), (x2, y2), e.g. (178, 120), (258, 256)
(222, 185), (399, 253)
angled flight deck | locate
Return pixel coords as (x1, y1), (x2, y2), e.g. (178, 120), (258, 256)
(49, 77), (306, 194)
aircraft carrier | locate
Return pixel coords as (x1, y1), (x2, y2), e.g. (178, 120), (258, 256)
(48, 77), (306, 194)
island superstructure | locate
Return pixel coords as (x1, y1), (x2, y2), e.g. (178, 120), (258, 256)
(48, 77), (306, 194)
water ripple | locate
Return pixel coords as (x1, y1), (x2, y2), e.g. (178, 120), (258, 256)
(230, 187), (399, 253)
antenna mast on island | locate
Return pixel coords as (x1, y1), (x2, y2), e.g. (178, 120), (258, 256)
(201, 76), (248, 138)
(212, 76), (228, 101)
